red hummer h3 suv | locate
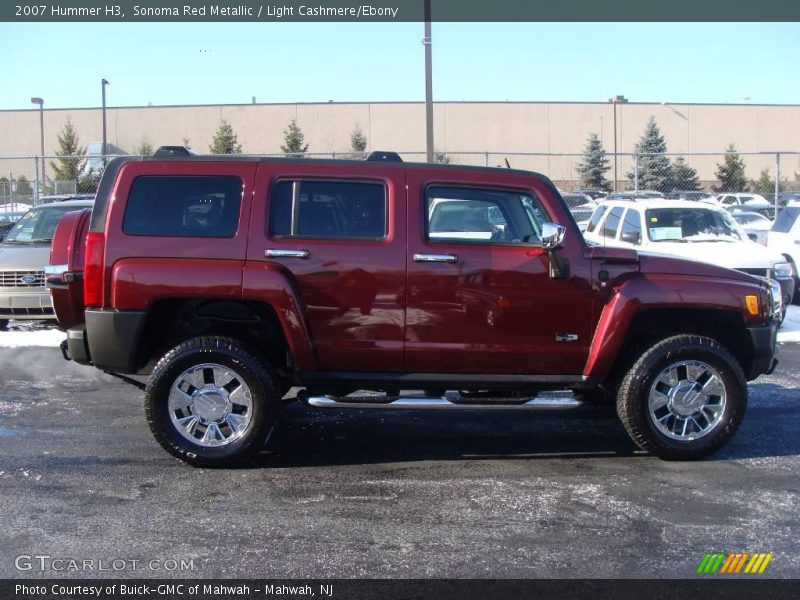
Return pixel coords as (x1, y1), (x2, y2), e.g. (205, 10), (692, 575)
(46, 154), (780, 466)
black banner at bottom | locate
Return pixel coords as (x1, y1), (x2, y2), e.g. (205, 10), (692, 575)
(2, 579), (799, 600)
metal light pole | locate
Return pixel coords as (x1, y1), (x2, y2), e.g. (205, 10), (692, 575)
(423, 0), (434, 163)
(30, 97), (44, 202)
(101, 78), (110, 165)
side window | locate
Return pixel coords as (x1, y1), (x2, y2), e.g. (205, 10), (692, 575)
(123, 176), (242, 237)
(602, 207), (624, 238)
(270, 180), (386, 239)
(586, 205), (608, 233)
(620, 208), (642, 244)
(424, 186), (546, 245)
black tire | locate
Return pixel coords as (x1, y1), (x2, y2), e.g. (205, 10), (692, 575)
(0, 319), (8, 331)
(145, 336), (279, 467)
(616, 335), (747, 461)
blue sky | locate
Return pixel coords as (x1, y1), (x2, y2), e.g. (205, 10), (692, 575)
(2, 22), (799, 110)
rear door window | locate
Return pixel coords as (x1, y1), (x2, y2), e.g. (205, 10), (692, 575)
(123, 176), (242, 237)
(270, 180), (387, 239)
(602, 207), (624, 239)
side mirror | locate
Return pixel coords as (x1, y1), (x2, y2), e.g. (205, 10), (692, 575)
(541, 222), (566, 250)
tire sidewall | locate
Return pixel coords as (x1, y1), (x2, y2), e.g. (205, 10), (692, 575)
(621, 337), (747, 459)
(147, 341), (277, 465)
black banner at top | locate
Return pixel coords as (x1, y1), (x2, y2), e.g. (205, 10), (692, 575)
(2, 0), (800, 22)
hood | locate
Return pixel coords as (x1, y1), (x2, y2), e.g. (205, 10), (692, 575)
(0, 244), (52, 271)
(638, 251), (764, 285)
(644, 239), (783, 270)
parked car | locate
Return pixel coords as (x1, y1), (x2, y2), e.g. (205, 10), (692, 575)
(37, 193), (95, 205)
(666, 190), (714, 202)
(767, 202), (800, 304)
(561, 192), (596, 210)
(729, 209), (772, 245)
(776, 192), (800, 208)
(573, 188), (608, 201)
(583, 199), (794, 317)
(46, 154), (781, 467)
(608, 190), (665, 200)
(708, 193), (771, 208)
(0, 199), (94, 330)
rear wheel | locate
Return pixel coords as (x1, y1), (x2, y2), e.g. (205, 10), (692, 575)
(145, 336), (279, 467)
(616, 335), (747, 460)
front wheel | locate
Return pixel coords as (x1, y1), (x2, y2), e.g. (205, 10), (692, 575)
(616, 335), (747, 460)
(145, 336), (279, 467)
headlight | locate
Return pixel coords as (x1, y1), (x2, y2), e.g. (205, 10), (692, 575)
(768, 279), (783, 319)
(773, 262), (793, 279)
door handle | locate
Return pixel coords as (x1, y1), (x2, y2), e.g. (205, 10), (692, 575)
(265, 249), (310, 259)
(413, 253), (458, 264)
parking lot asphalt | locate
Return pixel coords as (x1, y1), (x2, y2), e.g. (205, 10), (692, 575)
(0, 334), (798, 579)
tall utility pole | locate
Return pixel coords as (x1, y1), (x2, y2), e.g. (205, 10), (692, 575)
(608, 95), (628, 191)
(423, 0), (433, 163)
(101, 78), (110, 165)
(30, 97), (45, 201)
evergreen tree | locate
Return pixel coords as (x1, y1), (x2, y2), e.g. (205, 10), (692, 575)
(627, 116), (672, 192)
(182, 137), (191, 149)
(209, 120), (242, 154)
(49, 117), (87, 182)
(15, 175), (34, 198)
(78, 170), (102, 194)
(350, 122), (367, 159)
(281, 118), (309, 157)
(670, 156), (701, 191)
(133, 137), (154, 156)
(713, 144), (748, 192)
(576, 133), (611, 191)
(751, 168), (775, 195)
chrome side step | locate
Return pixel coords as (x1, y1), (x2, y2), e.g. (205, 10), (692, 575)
(304, 395), (582, 411)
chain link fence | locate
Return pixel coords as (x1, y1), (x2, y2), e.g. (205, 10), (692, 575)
(2, 152), (799, 212)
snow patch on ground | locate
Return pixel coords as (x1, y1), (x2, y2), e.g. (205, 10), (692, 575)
(0, 328), (65, 348)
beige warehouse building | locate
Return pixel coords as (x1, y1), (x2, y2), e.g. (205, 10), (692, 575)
(2, 101), (799, 187)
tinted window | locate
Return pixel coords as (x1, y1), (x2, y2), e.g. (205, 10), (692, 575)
(270, 180), (386, 239)
(123, 176), (241, 237)
(620, 209), (642, 244)
(425, 186), (546, 245)
(772, 207), (800, 233)
(602, 207), (624, 238)
(586, 205), (607, 233)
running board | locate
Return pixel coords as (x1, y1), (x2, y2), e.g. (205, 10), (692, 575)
(304, 395), (582, 411)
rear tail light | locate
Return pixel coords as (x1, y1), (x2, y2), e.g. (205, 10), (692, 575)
(84, 232), (105, 307)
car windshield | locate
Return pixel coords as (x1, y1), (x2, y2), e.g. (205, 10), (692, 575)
(645, 207), (744, 243)
(772, 207), (800, 233)
(2, 206), (83, 244)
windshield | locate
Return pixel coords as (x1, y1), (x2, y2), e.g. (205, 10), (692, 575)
(645, 207), (745, 243)
(3, 206), (84, 244)
(772, 207), (800, 233)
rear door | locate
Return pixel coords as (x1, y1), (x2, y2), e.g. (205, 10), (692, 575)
(246, 161), (406, 372)
(405, 167), (594, 375)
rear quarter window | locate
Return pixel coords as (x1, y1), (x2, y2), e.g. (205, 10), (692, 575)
(122, 175), (242, 237)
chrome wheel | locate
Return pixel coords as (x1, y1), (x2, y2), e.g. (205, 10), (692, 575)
(168, 363), (253, 447)
(648, 360), (727, 441)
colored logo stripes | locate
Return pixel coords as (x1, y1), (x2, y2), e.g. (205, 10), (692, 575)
(697, 552), (773, 574)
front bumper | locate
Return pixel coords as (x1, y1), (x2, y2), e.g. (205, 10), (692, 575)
(0, 287), (55, 320)
(747, 323), (779, 380)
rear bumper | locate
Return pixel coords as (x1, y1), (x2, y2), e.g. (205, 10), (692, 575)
(747, 322), (779, 380)
(67, 308), (147, 372)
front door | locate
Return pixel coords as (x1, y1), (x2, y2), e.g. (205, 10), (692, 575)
(405, 169), (593, 375)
